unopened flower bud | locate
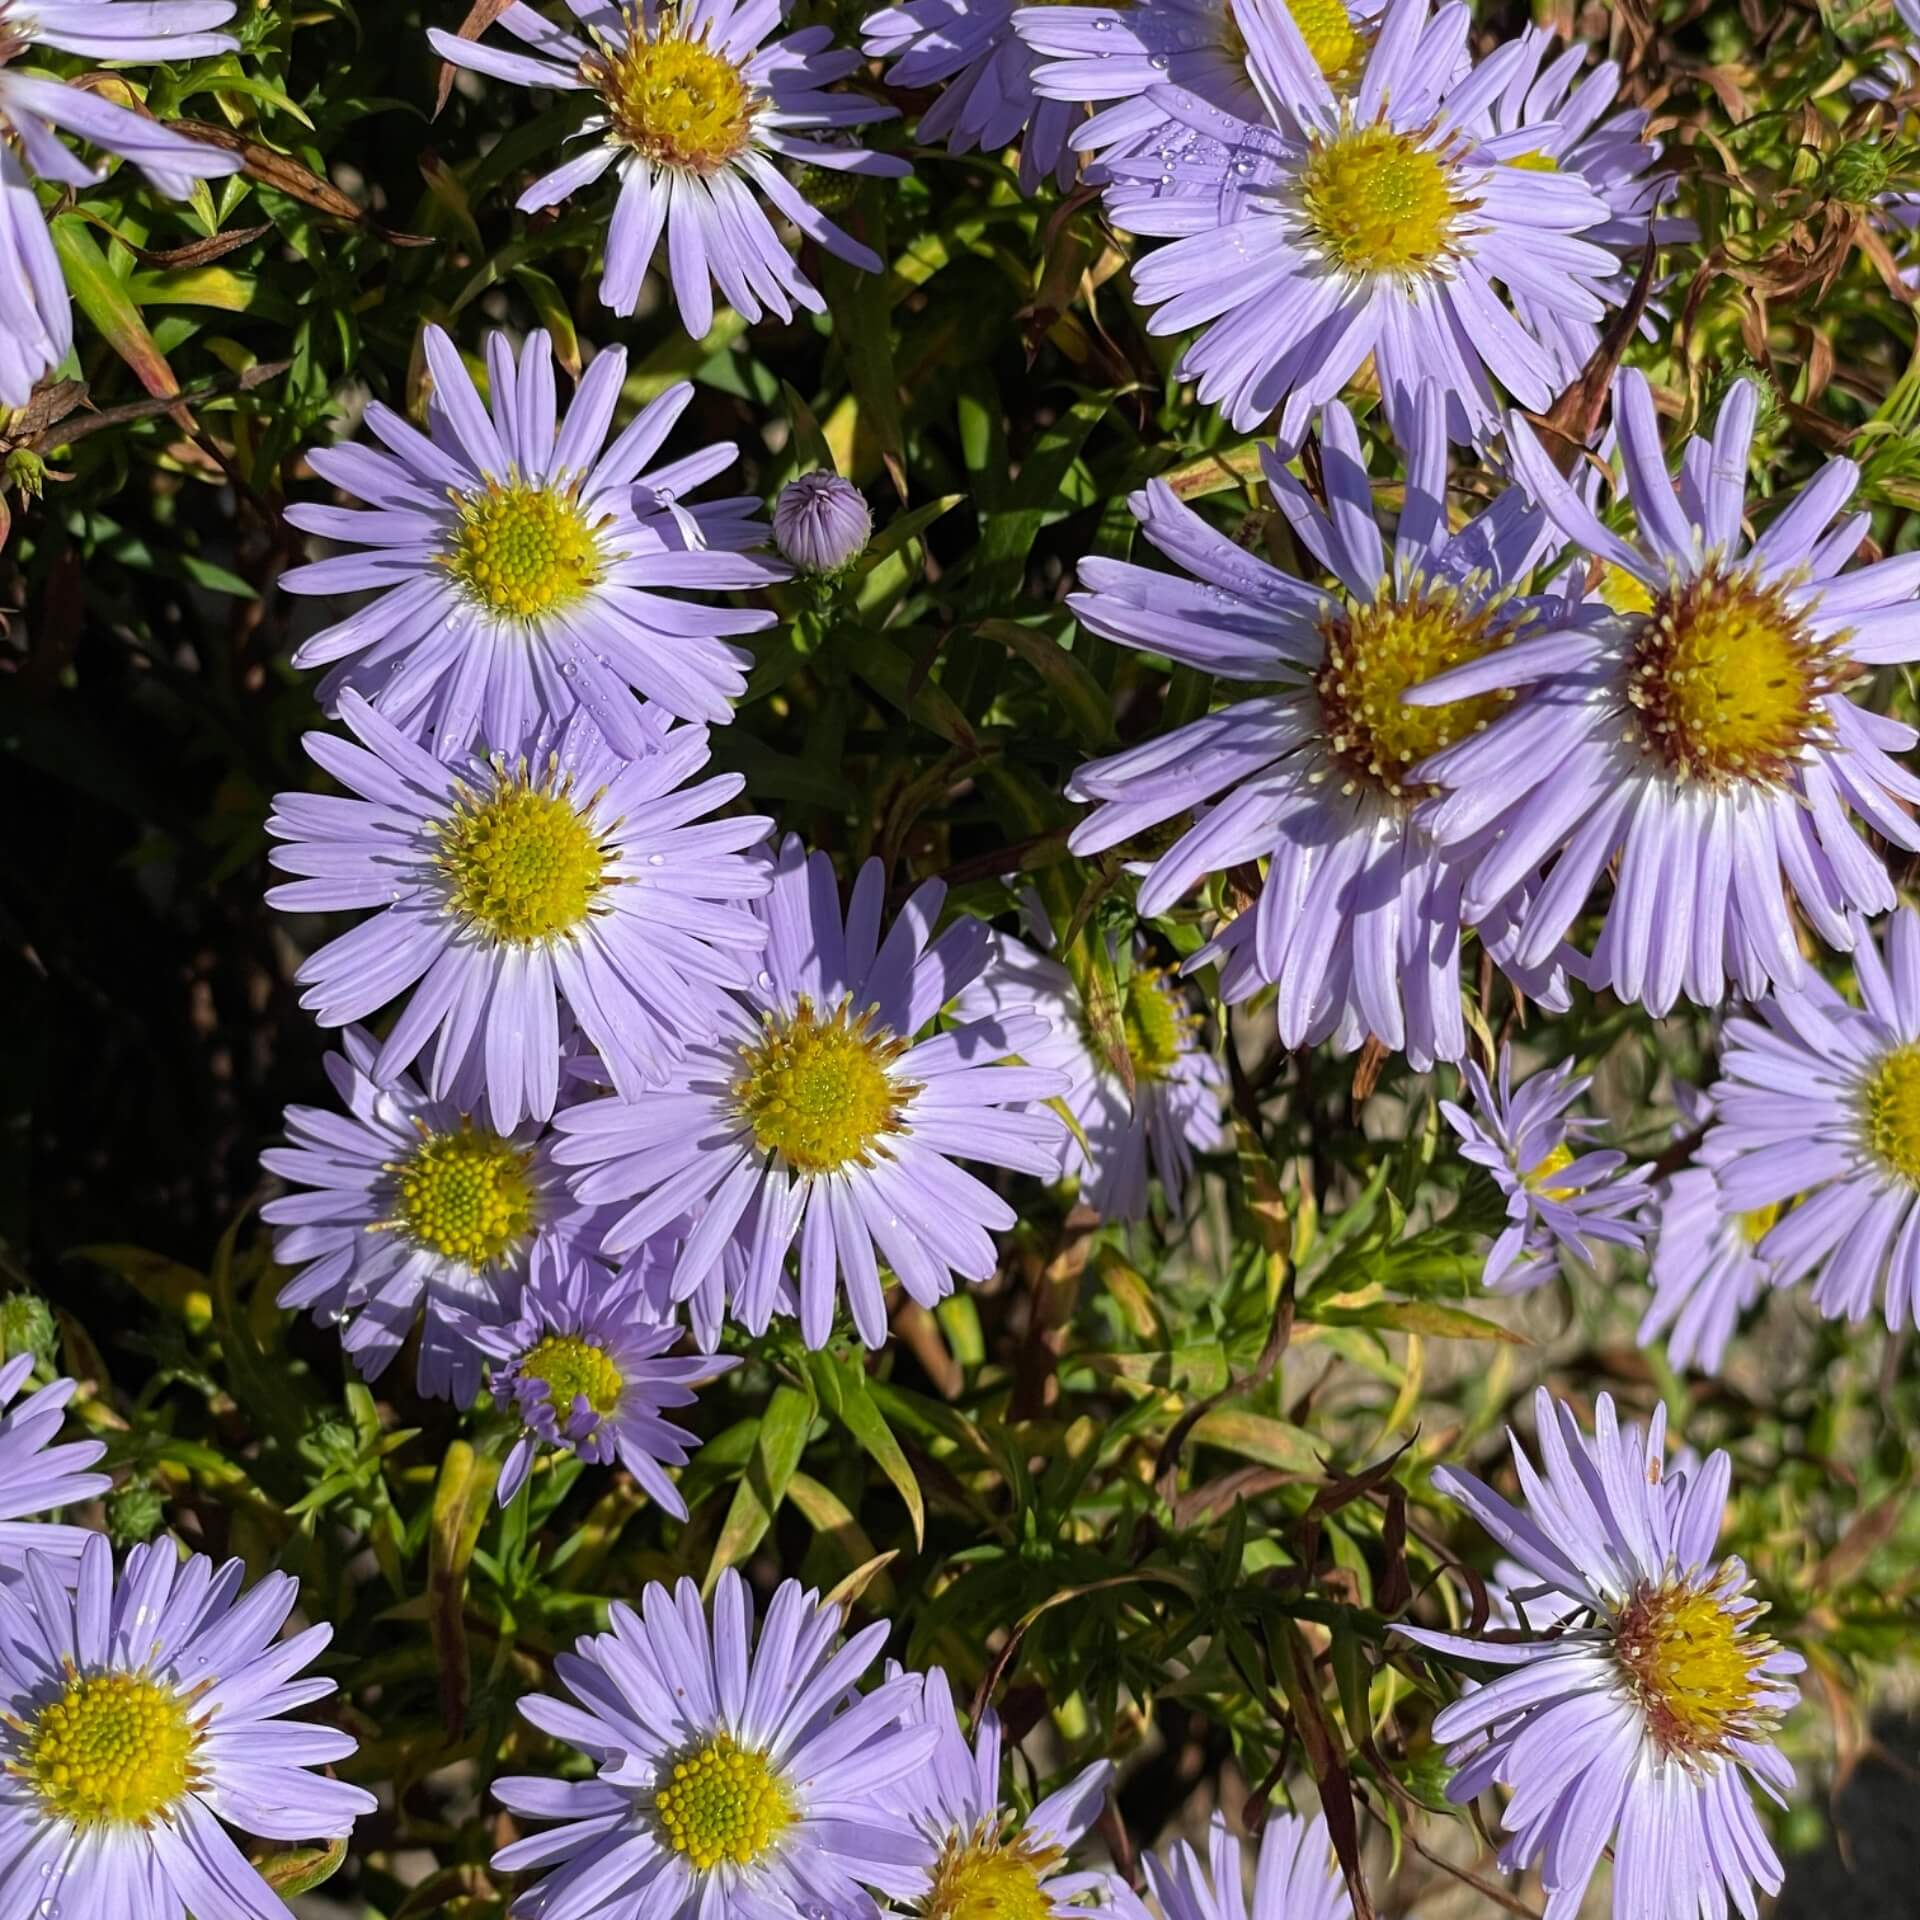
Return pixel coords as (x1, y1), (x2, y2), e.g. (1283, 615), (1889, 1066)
(772, 471), (872, 575)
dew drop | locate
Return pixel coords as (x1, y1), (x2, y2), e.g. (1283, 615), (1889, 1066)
(646, 852), (665, 867)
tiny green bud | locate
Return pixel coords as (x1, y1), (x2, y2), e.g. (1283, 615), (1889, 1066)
(105, 1483), (168, 1549)
(0, 1291), (57, 1371)
(1830, 139), (1894, 205)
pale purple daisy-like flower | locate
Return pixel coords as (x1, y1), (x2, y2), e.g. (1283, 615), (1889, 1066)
(261, 1025), (612, 1406)
(955, 931), (1227, 1220)
(1441, 1047), (1651, 1294)
(1100, 0), (1619, 440)
(428, 0), (907, 340)
(1110, 1811), (1351, 1920)
(1409, 368), (1920, 1014)
(861, 0), (1080, 194)
(464, 1241), (737, 1508)
(0, 1352), (109, 1579)
(0, 2), (241, 407)
(492, 1571), (934, 1920)
(771, 468), (871, 573)
(1065, 383), (1574, 1071)
(899, 1665), (1114, 1913)
(267, 695), (772, 1131)
(283, 327), (785, 751)
(1016, 0), (1378, 209)
(1708, 904), (1920, 1332)
(1852, 0), (1920, 103)
(1638, 1086), (1775, 1374)
(1397, 1388), (1803, 1920)
(552, 834), (1068, 1349)
(0, 1531), (376, 1920)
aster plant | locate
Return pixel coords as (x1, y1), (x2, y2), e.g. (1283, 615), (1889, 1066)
(491, 1571), (934, 1920)
(1100, 0), (1623, 439)
(0, 1352), (109, 1578)
(1440, 1046), (1652, 1295)
(0, 1532), (376, 1919)
(428, 0), (907, 339)
(266, 694), (772, 1130)
(1398, 1389), (1804, 1920)
(0, 0), (242, 407)
(1409, 368), (1920, 1013)
(1065, 382), (1572, 1070)
(283, 326), (784, 750)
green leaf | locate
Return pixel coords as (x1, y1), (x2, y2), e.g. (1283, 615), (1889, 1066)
(51, 215), (177, 398)
(427, 1440), (499, 1738)
(975, 617), (1116, 746)
(1307, 1299), (1529, 1345)
(840, 626), (978, 752)
(707, 1383), (814, 1590)
(259, 1836), (347, 1897)
(512, 265), (582, 379)
(826, 1354), (926, 1549)
(964, 393), (1107, 611)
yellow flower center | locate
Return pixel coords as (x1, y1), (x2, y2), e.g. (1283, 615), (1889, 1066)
(1611, 1576), (1770, 1757)
(733, 996), (912, 1175)
(520, 1333), (623, 1417)
(437, 768), (607, 946)
(23, 1672), (196, 1828)
(1506, 149), (1560, 173)
(924, 1825), (1063, 1920)
(1300, 125), (1462, 275)
(1598, 564), (1655, 616)
(1863, 1043), (1920, 1185)
(1119, 969), (1195, 1083)
(1737, 1199), (1782, 1245)
(1314, 585), (1518, 801)
(1525, 1139), (1578, 1202)
(1627, 568), (1844, 785)
(585, 5), (756, 176)
(392, 1123), (539, 1266)
(445, 479), (602, 622)
(1218, 0), (1356, 80)
(653, 1733), (794, 1869)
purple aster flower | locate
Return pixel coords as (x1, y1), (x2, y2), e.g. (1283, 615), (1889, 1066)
(1017, 0), (1378, 211)
(771, 469), (872, 574)
(1101, 0), (1619, 440)
(266, 694), (772, 1131)
(0, 2), (241, 407)
(283, 327), (785, 751)
(261, 1025), (613, 1406)
(1441, 1046), (1652, 1294)
(427, 0), (908, 340)
(1409, 368), (1920, 1014)
(899, 1665), (1114, 1913)
(1852, 0), (1920, 102)
(1112, 1811), (1351, 1920)
(862, 0), (1080, 193)
(552, 834), (1069, 1349)
(464, 1241), (738, 1508)
(1065, 382), (1575, 1071)
(1397, 1388), (1803, 1920)
(954, 930), (1227, 1220)
(0, 1352), (109, 1580)
(0, 1531), (377, 1919)
(492, 1570), (935, 1920)
(1707, 904), (1920, 1332)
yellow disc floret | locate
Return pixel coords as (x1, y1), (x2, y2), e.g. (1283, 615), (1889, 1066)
(586, 5), (756, 175)
(653, 1733), (794, 1869)
(1598, 564), (1655, 616)
(1863, 1043), (1920, 1186)
(1627, 567), (1843, 786)
(520, 1333), (623, 1418)
(1300, 125), (1461, 276)
(1315, 584), (1518, 801)
(393, 1123), (538, 1266)
(1612, 1575), (1771, 1758)
(1524, 1139), (1578, 1202)
(1506, 149), (1561, 173)
(924, 1824), (1063, 1920)
(734, 996), (912, 1174)
(1737, 1199), (1783, 1245)
(1119, 969), (1197, 1083)
(1284, 0), (1359, 78)
(446, 479), (603, 622)
(24, 1672), (197, 1827)
(438, 767), (607, 946)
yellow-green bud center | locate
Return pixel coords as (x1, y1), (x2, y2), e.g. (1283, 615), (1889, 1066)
(733, 996), (913, 1175)
(24, 1672), (196, 1827)
(392, 1123), (538, 1266)
(1627, 568), (1842, 786)
(1301, 125), (1461, 275)
(521, 1333), (623, 1417)
(586, 5), (756, 175)
(1611, 1576), (1770, 1757)
(446, 479), (602, 622)
(438, 769), (607, 945)
(924, 1826), (1063, 1920)
(1315, 585), (1518, 801)
(1864, 1043), (1920, 1186)
(1119, 969), (1194, 1083)
(653, 1733), (794, 1868)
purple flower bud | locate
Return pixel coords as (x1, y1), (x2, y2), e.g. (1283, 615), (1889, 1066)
(772, 471), (872, 574)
